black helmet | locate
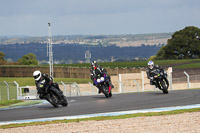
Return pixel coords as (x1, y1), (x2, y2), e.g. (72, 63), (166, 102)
(91, 61), (98, 69)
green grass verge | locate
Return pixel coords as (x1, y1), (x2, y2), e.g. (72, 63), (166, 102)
(53, 59), (200, 68)
(174, 62), (200, 69)
(0, 100), (42, 108)
(0, 77), (90, 86)
(1, 108), (200, 129)
(0, 100), (23, 107)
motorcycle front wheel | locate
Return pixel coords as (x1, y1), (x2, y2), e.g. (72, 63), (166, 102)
(160, 80), (168, 94)
(61, 96), (68, 107)
(47, 91), (60, 108)
(101, 85), (109, 98)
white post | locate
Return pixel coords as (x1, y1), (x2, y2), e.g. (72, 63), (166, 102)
(61, 81), (67, 96)
(133, 80), (140, 92)
(4, 81), (9, 100)
(168, 67), (173, 90)
(184, 71), (191, 89)
(119, 74), (122, 93)
(74, 82), (80, 96)
(13, 81), (19, 100)
(89, 82), (95, 95)
(141, 71), (145, 91)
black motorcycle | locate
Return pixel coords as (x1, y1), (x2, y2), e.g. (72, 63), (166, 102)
(94, 74), (112, 98)
(37, 82), (68, 108)
(152, 69), (169, 94)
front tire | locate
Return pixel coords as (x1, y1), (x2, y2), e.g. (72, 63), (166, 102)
(61, 96), (68, 107)
(47, 91), (60, 107)
(101, 85), (109, 98)
(160, 80), (168, 94)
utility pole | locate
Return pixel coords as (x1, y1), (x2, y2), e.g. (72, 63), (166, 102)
(47, 23), (53, 77)
(85, 50), (91, 63)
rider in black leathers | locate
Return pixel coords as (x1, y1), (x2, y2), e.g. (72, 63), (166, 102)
(146, 61), (165, 87)
(33, 70), (63, 99)
(90, 61), (114, 93)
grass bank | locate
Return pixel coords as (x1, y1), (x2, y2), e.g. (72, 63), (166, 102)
(0, 77), (91, 86)
(0, 100), (23, 107)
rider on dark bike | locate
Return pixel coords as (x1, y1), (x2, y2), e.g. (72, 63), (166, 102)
(90, 61), (114, 93)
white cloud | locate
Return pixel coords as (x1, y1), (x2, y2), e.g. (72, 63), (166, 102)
(0, 0), (200, 36)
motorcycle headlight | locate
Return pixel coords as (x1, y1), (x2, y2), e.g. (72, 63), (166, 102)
(97, 79), (101, 83)
(100, 77), (104, 81)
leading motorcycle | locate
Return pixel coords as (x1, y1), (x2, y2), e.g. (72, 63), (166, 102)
(37, 81), (68, 108)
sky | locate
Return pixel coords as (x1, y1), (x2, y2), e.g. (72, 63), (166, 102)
(0, 0), (200, 36)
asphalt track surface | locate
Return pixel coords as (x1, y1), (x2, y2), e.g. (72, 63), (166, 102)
(0, 89), (200, 122)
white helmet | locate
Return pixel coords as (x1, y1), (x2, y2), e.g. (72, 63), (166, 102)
(148, 61), (154, 69)
(33, 70), (41, 81)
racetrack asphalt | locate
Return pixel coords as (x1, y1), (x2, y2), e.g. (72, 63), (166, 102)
(0, 89), (200, 122)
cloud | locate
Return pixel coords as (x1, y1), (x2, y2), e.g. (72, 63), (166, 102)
(0, 0), (200, 36)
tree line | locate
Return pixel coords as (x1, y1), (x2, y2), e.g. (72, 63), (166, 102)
(0, 43), (162, 64)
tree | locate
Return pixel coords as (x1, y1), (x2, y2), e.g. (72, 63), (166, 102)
(18, 53), (38, 65)
(0, 52), (6, 65)
(0, 52), (5, 61)
(148, 55), (156, 61)
(156, 26), (200, 59)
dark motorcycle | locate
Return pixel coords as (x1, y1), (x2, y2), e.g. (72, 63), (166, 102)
(94, 74), (112, 98)
(37, 82), (68, 108)
(152, 69), (169, 94)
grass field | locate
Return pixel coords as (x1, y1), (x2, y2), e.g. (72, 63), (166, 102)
(174, 62), (200, 69)
(1, 59), (199, 68)
(52, 59), (200, 68)
(0, 77), (90, 86)
(0, 100), (23, 107)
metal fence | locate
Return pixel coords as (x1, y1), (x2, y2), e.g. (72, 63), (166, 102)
(1, 71), (200, 101)
(0, 81), (17, 101)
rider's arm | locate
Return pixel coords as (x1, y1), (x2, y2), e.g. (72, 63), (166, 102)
(90, 69), (95, 80)
(155, 65), (164, 72)
(43, 74), (53, 84)
(146, 69), (151, 79)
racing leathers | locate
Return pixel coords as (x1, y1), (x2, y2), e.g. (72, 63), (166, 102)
(90, 66), (114, 92)
(146, 65), (165, 86)
(35, 74), (63, 99)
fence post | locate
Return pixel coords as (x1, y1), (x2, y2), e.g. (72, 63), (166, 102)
(133, 80), (140, 92)
(141, 71), (145, 91)
(118, 74), (123, 93)
(89, 82), (95, 95)
(184, 71), (191, 89)
(61, 81), (67, 96)
(74, 82), (80, 96)
(13, 81), (19, 100)
(4, 81), (9, 100)
(167, 67), (173, 90)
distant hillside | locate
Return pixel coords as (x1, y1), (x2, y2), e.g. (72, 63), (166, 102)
(0, 33), (172, 46)
(0, 43), (162, 63)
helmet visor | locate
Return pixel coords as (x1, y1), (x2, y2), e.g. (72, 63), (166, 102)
(148, 65), (153, 69)
(33, 73), (41, 80)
